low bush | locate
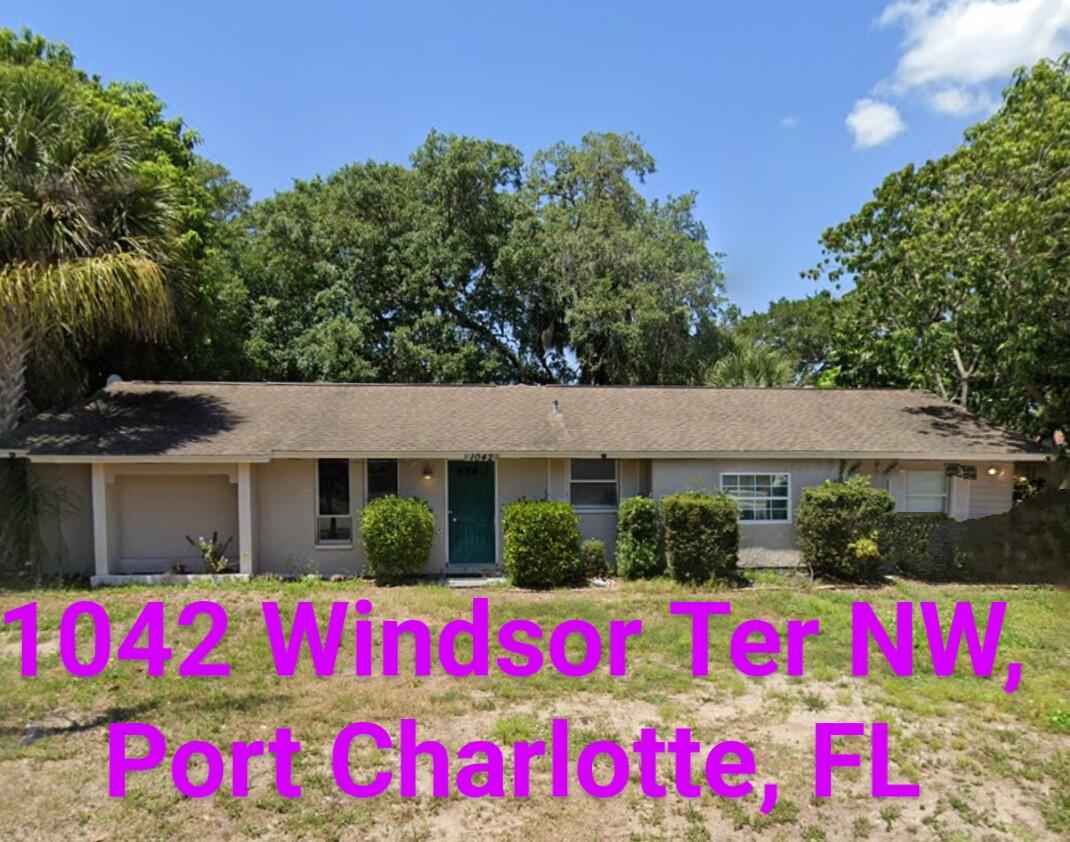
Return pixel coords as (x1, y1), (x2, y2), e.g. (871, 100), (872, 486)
(885, 512), (960, 580)
(360, 495), (435, 584)
(616, 495), (663, 579)
(795, 476), (895, 581)
(581, 538), (609, 578)
(502, 499), (583, 589)
(660, 491), (739, 584)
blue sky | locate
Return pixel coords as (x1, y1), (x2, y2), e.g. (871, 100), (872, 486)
(6, 1), (1068, 312)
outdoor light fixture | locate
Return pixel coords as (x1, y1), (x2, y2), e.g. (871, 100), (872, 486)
(987, 466), (1000, 476)
(422, 464), (434, 480)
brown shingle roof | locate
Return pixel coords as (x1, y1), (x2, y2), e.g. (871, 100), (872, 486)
(0, 381), (1048, 460)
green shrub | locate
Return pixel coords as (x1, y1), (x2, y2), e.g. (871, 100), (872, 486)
(616, 496), (663, 579)
(660, 491), (739, 584)
(885, 512), (959, 580)
(360, 495), (435, 584)
(795, 476), (895, 581)
(581, 538), (609, 578)
(502, 499), (583, 589)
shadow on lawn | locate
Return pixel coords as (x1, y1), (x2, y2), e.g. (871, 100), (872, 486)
(1, 702), (159, 745)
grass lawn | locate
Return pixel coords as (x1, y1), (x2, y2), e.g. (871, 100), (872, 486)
(1, 576), (1068, 841)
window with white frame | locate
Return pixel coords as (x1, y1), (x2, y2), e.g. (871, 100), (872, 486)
(366, 459), (398, 500)
(316, 459), (352, 545)
(569, 459), (618, 507)
(904, 470), (948, 513)
(721, 473), (790, 522)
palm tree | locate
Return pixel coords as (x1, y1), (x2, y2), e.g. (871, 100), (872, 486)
(704, 338), (795, 388)
(0, 63), (175, 431)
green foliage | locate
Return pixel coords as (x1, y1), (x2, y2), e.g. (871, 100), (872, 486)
(0, 56), (177, 429)
(884, 513), (958, 581)
(732, 292), (840, 384)
(502, 500), (583, 589)
(704, 335), (795, 387)
(580, 538), (608, 578)
(235, 130), (726, 386)
(660, 491), (739, 584)
(0, 28), (250, 412)
(810, 55), (1070, 440)
(795, 476), (895, 581)
(184, 531), (234, 574)
(616, 495), (664, 579)
(360, 495), (435, 584)
(516, 132), (727, 384)
(0, 27), (74, 69)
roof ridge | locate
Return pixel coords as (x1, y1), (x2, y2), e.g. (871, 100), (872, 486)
(114, 380), (929, 394)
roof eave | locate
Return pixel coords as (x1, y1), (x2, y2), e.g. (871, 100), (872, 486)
(16, 449), (1051, 463)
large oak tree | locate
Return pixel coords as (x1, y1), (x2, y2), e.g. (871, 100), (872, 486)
(234, 131), (727, 385)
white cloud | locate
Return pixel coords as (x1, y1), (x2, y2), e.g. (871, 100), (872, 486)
(847, 2), (1070, 141)
(846, 99), (907, 148)
(880, 0), (1070, 91)
(780, 115), (798, 128)
(928, 85), (997, 114)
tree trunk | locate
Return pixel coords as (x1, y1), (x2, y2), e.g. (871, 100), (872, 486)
(0, 314), (29, 433)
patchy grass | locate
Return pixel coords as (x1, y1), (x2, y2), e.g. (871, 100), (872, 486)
(0, 578), (1068, 840)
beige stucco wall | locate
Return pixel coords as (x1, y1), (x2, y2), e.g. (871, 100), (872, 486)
(498, 458), (547, 503)
(652, 458), (1020, 555)
(651, 458), (839, 551)
(256, 458), (367, 576)
(499, 457), (636, 561)
(254, 458), (447, 576)
(113, 473), (238, 573)
(857, 459), (1015, 521)
(967, 466), (1015, 517)
(399, 459), (447, 573)
(25, 454), (1022, 579)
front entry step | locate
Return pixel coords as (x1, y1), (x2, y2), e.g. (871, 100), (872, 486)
(443, 576), (507, 588)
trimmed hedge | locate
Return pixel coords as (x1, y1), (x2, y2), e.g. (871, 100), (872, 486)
(616, 495), (663, 580)
(360, 495), (436, 584)
(795, 476), (895, 581)
(885, 512), (960, 580)
(581, 538), (609, 579)
(502, 500), (584, 589)
(660, 491), (739, 584)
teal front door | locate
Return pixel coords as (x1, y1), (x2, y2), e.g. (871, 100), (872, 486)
(448, 461), (496, 567)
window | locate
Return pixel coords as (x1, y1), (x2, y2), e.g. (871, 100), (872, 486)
(904, 470), (948, 513)
(721, 473), (790, 522)
(316, 459), (352, 545)
(367, 459), (398, 500)
(570, 459), (618, 508)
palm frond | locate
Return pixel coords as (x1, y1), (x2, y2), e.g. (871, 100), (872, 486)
(705, 341), (796, 388)
(0, 252), (173, 340)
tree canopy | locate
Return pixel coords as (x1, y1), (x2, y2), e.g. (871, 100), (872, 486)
(0, 43), (176, 429)
(807, 55), (1070, 440)
(2, 27), (1067, 449)
(0, 27), (250, 411)
(234, 130), (727, 385)
(732, 292), (840, 385)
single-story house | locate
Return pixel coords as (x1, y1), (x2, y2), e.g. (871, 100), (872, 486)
(0, 381), (1050, 584)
